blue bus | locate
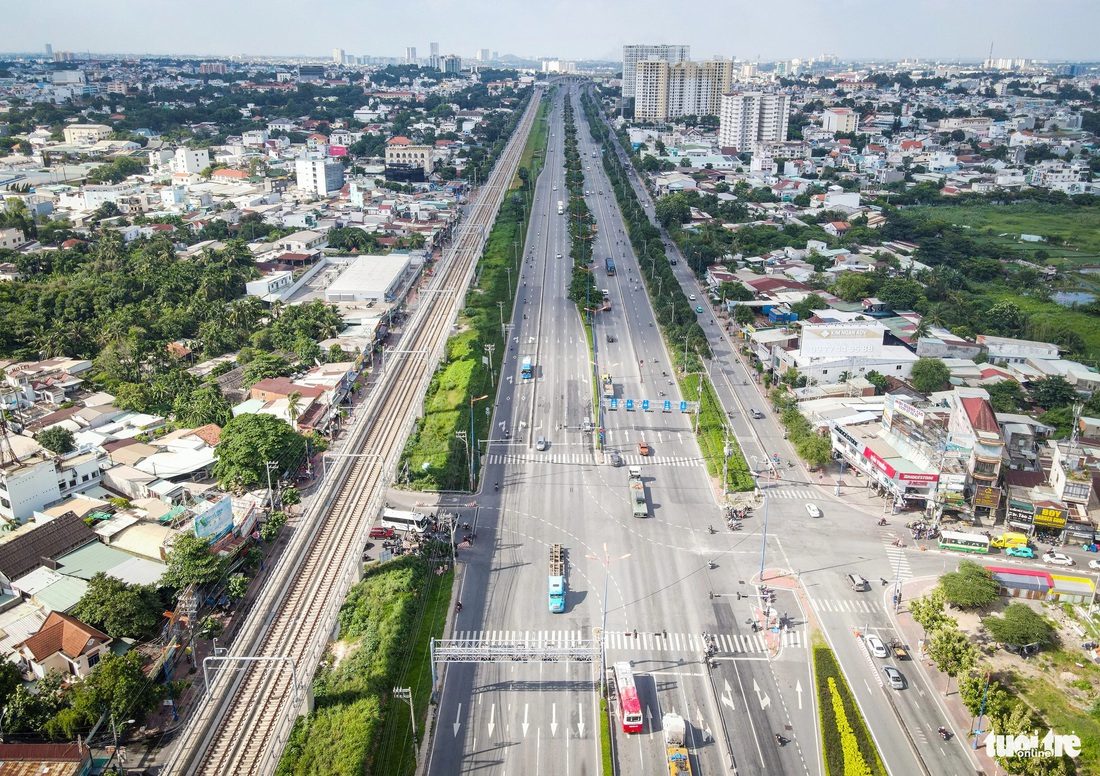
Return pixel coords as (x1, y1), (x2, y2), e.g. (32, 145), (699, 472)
(605, 257), (616, 276)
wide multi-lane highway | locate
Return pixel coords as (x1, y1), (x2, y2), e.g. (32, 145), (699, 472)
(162, 88), (544, 776)
(428, 84), (986, 776)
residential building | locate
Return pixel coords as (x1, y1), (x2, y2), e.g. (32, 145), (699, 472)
(0, 743), (92, 776)
(385, 136), (434, 174)
(333, 48), (345, 65)
(718, 92), (790, 153)
(0, 512), (97, 591)
(634, 59), (734, 122)
(976, 334), (1060, 365)
(0, 439), (106, 526)
(276, 230), (327, 253)
(0, 227), (26, 251)
(405, 47), (417, 64)
(15, 611), (111, 680)
(822, 108), (858, 133)
(622, 44), (690, 101)
(428, 42), (440, 69)
(775, 320), (918, 386)
(295, 157), (344, 197)
(441, 55), (462, 74)
(943, 387), (1006, 522)
(173, 147), (210, 175)
(62, 124), (111, 145)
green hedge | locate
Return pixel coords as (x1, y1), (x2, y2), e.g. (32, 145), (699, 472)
(814, 646), (886, 776)
(400, 97), (548, 490)
(600, 697), (614, 775)
(276, 558), (450, 776)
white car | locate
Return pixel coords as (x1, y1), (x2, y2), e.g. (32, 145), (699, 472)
(1090, 559), (1100, 570)
(865, 634), (888, 658)
(689, 294), (697, 301)
(1043, 552), (1076, 566)
(805, 503), (822, 518)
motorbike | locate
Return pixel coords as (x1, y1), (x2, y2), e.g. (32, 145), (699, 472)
(878, 518), (888, 526)
(708, 525), (716, 534)
(707, 561), (718, 570)
(494, 482), (499, 491)
(938, 727), (951, 741)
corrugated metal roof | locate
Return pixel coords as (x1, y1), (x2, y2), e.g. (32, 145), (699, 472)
(55, 542), (135, 580)
(30, 576), (88, 614)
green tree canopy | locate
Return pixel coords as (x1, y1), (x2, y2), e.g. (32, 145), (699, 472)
(718, 281), (754, 302)
(240, 353), (294, 389)
(213, 413), (306, 487)
(983, 602), (1055, 651)
(37, 426), (75, 454)
(986, 380), (1025, 413)
(1029, 375), (1078, 410)
(44, 652), (162, 739)
(926, 628), (979, 694)
(790, 293), (828, 321)
(909, 586), (957, 634)
(909, 357), (951, 393)
(71, 573), (165, 640)
(173, 381), (232, 428)
(940, 560), (1000, 609)
(162, 532), (229, 590)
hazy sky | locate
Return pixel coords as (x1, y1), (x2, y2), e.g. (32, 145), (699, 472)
(6, 0), (1099, 62)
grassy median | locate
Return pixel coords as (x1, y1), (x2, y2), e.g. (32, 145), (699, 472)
(813, 645), (887, 776)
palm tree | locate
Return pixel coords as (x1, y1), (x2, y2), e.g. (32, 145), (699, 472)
(911, 318), (931, 342)
(286, 391), (303, 426)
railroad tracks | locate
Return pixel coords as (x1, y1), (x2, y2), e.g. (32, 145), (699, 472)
(164, 88), (544, 776)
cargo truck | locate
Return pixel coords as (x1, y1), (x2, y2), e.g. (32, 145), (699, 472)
(629, 468), (648, 518)
(521, 356), (533, 379)
(663, 713), (692, 776)
(548, 544), (565, 613)
(602, 373), (615, 399)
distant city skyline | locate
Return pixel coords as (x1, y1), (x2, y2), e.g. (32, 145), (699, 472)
(6, 0), (1099, 63)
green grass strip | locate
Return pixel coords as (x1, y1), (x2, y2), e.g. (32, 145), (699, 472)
(813, 645), (887, 776)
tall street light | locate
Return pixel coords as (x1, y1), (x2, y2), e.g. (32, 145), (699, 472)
(586, 543), (631, 698)
(469, 394), (489, 489)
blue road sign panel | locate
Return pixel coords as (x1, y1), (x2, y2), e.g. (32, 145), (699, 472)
(680, 401), (688, 412)
(642, 399), (650, 411)
(663, 400), (672, 412)
(625, 399), (635, 411)
(609, 398), (619, 410)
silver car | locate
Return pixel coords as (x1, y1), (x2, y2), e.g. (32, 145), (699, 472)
(882, 665), (904, 689)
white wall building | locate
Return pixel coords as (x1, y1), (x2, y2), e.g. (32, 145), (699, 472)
(622, 44), (690, 100)
(172, 148), (210, 175)
(0, 443), (105, 526)
(634, 59), (734, 122)
(62, 124), (111, 145)
(777, 321), (919, 386)
(821, 108), (858, 133)
(718, 92), (790, 152)
(324, 254), (415, 303)
(296, 157), (345, 197)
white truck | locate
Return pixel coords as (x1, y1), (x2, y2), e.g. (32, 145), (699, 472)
(629, 467), (648, 518)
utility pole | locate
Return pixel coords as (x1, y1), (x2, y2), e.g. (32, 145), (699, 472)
(393, 687), (417, 763)
(484, 343), (496, 388)
(265, 460), (279, 512)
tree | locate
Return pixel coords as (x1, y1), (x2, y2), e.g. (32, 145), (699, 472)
(909, 358), (950, 393)
(865, 370), (888, 394)
(983, 603), (1054, 652)
(281, 485), (301, 507)
(790, 293), (828, 321)
(926, 628), (979, 695)
(37, 426), (75, 454)
(940, 560), (1000, 609)
(174, 381), (232, 428)
(226, 574), (250, 600)
(0, 661), (22, 714)
(718, 281), (753, 302)
(162, 532), (228, 590)
(909, 586), (956, 634)
(794, 434), (833, 468)
(71, 573), (164, 640)
(286, 391), (303, 424)
(734, 305), (756, 326)
(986, 380), (1025, 413)
(985, 301), (1025, 337)
(260, 510), (288, 542)
(53, 652), (161, 737)
(240, 353), (294, 389)
(1029, 375), (1078, 410)
(213, 413), (306, 487)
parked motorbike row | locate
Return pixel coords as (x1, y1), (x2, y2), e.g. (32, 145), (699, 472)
(905, 521), (941, 541)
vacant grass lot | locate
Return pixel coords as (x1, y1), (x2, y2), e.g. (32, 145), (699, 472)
(910, 203), (1100, 262)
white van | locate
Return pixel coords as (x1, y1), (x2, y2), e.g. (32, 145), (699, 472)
(847, 573), (870, 592)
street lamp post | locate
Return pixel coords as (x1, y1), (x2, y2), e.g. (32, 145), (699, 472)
(484, 343), (496, 388)
(586, 543), (631, 700)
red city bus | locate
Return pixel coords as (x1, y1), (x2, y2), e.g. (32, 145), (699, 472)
(613, 662), (644, 733)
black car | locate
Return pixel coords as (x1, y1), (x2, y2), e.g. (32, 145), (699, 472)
(606, 335), (616, 343)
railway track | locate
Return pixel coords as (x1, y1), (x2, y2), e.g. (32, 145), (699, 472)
(164, 88), (545, 776)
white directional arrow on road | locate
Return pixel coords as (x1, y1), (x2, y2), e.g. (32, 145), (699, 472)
(550, 703), (558, 737)
(488, 704), (496, 738)
(522, 704), (529, 737)
(753, 679), (771, 710)
(796, 681), (803, 710)
(577, 703), (585, 738)
(453, 703), (462, 738)
(721, 679), (735, 711)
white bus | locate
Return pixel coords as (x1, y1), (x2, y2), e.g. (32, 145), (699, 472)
(381, 508), (429, 534)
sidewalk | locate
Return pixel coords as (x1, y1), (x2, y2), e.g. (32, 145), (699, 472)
(890, 575), (996, 772)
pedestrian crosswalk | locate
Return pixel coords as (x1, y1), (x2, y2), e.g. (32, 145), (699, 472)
(885, 542), (913, 581)
(759, 487), (819, 500)
(449, 628), (803, 654)
(814, 598), (885, 614)
(485, 453), (703, 468)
